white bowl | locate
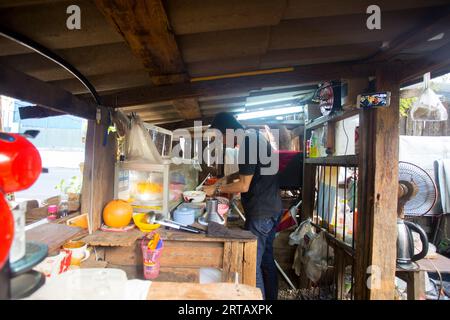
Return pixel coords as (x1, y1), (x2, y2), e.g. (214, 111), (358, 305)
(183, 190), (206, 203)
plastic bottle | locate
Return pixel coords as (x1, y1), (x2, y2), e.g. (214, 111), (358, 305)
(310, 130), (318, 158)
(58, 194), (70, 218)
(47, 205), (58, 221)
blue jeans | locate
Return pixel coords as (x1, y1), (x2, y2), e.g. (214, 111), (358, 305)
(245, 214), (281, 300)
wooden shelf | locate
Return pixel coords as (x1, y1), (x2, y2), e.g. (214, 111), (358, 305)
(304, 155), (358, 166)
(305, 109), (360, 131)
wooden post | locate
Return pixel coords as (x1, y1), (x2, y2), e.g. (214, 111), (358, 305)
(301, 163), (316, 222)
(222, 242), (241, 283)
(81, 120), (117, 233)
(242, 241), (257, 287)
(355, 66), (400, 299)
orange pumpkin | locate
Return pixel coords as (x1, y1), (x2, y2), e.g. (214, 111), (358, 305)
(103, 200), (133, 228)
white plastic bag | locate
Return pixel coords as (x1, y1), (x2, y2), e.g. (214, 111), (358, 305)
(292, 220), (316, 276)
(125, 115), (162, 163)
(410, 73), (448, 122)
(289, 219), (312, 246)
(410, 87), (448, 121)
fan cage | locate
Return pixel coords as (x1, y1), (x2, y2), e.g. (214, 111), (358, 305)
(399, 161), (437, 216)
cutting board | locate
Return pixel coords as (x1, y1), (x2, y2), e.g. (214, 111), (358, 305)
(26, 223), (87, 255)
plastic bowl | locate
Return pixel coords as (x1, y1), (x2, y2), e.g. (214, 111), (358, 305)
(183, 190), (206, 203)
(133, 213), (160, 233)
(218, 203), (229, 216)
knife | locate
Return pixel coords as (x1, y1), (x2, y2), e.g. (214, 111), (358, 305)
(163, 219), (206, 233)
(156, 220), (202, 234)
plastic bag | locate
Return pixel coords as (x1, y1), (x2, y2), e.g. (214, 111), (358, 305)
(289, 219), (312, 246)
(34, 250), (72, 277)
(125, 115), (162, 163)
(291, 220), (315, 276)
(410, 73), (448, 122)
(304, 232), (331, 283)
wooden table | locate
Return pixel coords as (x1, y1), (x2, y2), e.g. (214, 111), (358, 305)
(148, 282), (262, 300)
(26, 223), (87, 255)
(82, 227), (258, 286)
(396, 253), (450, 300)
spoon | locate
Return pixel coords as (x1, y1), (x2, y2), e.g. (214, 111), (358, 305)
(195, 173), (211, 191)
(146, 211), (157, 224)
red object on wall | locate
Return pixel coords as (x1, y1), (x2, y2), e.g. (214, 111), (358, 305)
(0, 132), (42, 268)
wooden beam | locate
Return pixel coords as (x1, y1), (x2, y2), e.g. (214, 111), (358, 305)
(81, 120), (117, 233)
(48, 70), (151, 95)
(141, 115), (181, 123)
(158, 117), (214, 131)
(0, 63), (103, 121)
(355, 65), (400, 300)
(241, 120), (304, 127)
(172, 98), (201, 120)
(97, 61), (377, 107)
(0, 42), (146, 83)
(284, 0), (450, 20)
(0, 1), (123, 57)
(95, 0), (187, 85)
(368, 7), (450, 62)
(399, 42), (450, 84)
(18, 105), (65, 119)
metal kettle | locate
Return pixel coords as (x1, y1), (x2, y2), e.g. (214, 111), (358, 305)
(397, 219), (429, 269)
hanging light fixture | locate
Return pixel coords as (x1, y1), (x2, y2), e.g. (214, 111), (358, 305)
(410, 72), (448, 122)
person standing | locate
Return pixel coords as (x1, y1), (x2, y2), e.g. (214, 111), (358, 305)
(203, 112), (282, 300)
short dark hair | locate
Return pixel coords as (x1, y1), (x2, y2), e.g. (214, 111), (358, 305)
(210, 112), (244, 134)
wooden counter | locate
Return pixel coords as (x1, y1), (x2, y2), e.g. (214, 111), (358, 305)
(26, 223), (87, 255)
(81, 227), (258, 286)
(396, 254), (450, 300)
(148, 282), (262, 300)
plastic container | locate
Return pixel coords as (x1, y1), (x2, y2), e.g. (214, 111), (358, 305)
(199, 268), (223, 284)
(47, 205), (58, 221)
(28, 268), (127, 300)
(173, 206), (196, 225)
(10, 202), (26, 263)
(179, 202), (205, 218)
(133, 213), (161, 233)
(183, 190), (206, 203)
(141, 234), (163, 279)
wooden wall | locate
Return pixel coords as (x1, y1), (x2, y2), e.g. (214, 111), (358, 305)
(81, 120), (117, 233)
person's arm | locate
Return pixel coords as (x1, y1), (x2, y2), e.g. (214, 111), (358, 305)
(203, 174), (253, 196)
(204, 133), (256, 196)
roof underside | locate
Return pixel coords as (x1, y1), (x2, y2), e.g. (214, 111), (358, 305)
(0, 0), (449, 127)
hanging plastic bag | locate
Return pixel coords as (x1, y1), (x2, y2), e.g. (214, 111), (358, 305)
(125, 115), (162, 163)
(410, 73), (448, 122)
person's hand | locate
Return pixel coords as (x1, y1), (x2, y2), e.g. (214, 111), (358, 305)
(202, 184), (216, 197)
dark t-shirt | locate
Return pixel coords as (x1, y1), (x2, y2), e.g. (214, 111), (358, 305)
(238, 131), (282, 218)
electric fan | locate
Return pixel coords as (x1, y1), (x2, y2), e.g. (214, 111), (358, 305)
(398, 161), (438, 217)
